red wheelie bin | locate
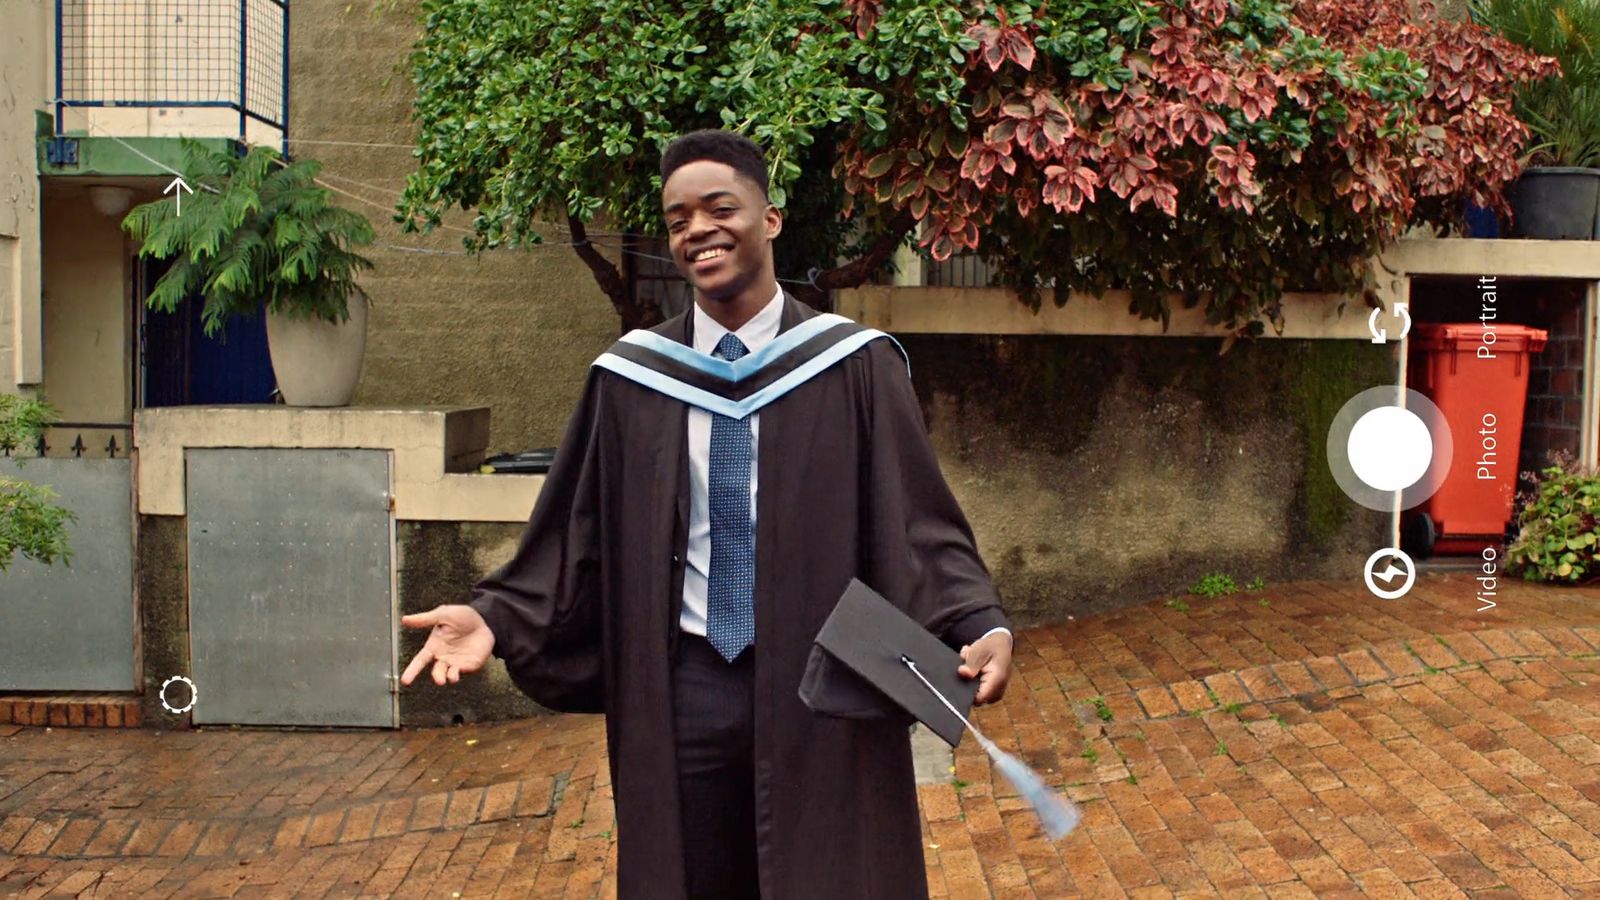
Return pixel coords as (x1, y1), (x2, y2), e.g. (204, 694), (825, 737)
(1405, 323), (1547, 557)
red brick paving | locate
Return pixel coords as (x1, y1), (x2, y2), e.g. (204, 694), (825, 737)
(1, 573), (1599, 897)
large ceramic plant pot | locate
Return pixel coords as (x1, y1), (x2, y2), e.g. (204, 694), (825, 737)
(264, 299), (368, 406)
(1508, 166), (1600, 239)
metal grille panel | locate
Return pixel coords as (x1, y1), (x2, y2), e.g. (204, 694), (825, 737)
(186, 449), (395, 727)
(0, 459), (136, 691)
(57, 0), (288, 133)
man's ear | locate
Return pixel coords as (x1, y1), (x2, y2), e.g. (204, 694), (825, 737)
(765, 203), (783, 241)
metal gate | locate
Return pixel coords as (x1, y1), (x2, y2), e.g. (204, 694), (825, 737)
(186, 448), (396, 727)
(0, 458), (136, 690)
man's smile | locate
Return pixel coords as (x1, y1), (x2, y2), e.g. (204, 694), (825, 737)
(689, 244), (734, 272)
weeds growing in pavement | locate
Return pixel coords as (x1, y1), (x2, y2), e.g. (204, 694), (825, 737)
(1189, 573), (1238, 598)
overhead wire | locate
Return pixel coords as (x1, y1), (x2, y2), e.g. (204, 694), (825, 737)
(285, 137), (417, 149)
(49, 102), (835, 284)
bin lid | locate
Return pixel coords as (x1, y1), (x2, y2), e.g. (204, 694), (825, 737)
(1411, 323), (1548, 353)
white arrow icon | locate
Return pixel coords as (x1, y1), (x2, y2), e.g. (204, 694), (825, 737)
(163, 176), (193, 216)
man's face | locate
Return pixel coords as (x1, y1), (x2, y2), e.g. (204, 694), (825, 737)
(662, 160), (782, 302)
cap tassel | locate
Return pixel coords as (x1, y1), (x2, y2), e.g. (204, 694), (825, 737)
(902, 655), (1081, 841)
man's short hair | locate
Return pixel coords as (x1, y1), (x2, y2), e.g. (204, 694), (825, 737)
(661, 129), (770, 200)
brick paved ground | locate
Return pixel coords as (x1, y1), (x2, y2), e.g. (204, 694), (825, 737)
(2, 573), (1598, 898)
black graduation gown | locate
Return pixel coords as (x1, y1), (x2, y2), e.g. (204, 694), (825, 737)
(469, 292), (1009, 899)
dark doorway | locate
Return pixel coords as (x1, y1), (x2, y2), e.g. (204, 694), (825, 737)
(136, 255), (277, 407)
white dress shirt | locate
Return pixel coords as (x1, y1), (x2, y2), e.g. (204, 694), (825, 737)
(680, 285), (784, 636)
(678, 285), (1011, 648)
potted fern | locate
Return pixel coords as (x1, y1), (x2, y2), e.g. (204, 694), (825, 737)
(122, 141), (375, 406)
(1472, 0), (1600, 239)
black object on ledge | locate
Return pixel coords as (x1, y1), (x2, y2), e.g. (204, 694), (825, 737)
(480, 448), (557, 474)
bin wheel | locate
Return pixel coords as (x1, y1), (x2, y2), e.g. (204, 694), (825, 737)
(1402, 512), (1436, 560)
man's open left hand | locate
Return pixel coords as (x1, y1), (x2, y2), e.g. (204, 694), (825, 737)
(957, 632), (1014, 705)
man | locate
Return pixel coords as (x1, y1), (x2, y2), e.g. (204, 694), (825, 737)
(400, 129), (1013, 899)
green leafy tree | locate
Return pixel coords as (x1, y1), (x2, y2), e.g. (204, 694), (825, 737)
(122, 141), (375, 337)
(0, 395), (75, 573)
(398, 0), (1551, 333)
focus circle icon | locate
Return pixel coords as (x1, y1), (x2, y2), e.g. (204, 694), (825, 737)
(1327, 386), (1453, 512)
(159, 675), (198, 714)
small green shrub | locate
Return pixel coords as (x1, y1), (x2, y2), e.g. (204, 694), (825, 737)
(0, 395), (75, 573)
(1188, 573), (1238, 598)
(1505, 457), (1600, 583)
(1245, 576), (1266, 591)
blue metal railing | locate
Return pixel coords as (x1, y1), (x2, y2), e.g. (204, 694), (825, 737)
(55, 0), (289, 155)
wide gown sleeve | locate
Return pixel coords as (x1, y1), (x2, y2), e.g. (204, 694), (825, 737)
(468, 371), (606, 713)
(861, 339), (1010, 649)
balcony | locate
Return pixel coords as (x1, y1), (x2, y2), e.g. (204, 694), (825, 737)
(52, 0), (287, 157)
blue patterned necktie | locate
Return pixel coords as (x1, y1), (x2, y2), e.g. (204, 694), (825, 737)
(706, 332), (755, 662)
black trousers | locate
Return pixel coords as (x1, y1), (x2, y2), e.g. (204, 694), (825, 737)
(672, 633), (760, 899)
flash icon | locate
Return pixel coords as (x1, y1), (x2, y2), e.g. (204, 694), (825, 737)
(1363, 548), (1416, 600)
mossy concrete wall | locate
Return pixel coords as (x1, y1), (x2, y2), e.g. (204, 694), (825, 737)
(397, 521), (546, 725)
(899, 335), (1395, 625)
(289, 1), (621, 453)
(135, 516), (190, 728)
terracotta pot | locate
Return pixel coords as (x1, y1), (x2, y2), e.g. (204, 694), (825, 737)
(264, 299), (367, 406)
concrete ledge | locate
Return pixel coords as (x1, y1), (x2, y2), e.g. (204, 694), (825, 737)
(133, 406), (542, 522)
(836, 285), (1368, 338)
(842, 238), (1600, 338)
(1380, 237), (1600, 279)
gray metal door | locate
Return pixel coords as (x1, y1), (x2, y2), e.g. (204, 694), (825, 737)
(0, 458), (136, 690)
(186, 448), (395, 727)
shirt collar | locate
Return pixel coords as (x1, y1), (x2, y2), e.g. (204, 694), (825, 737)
(692, 284), (784, 357)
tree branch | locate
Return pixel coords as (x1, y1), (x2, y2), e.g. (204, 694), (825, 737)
(568, 215), (663, 332)
(809, 208), (917, 291)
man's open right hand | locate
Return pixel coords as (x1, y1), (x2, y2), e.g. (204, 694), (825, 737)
(400, 605), (495, 687)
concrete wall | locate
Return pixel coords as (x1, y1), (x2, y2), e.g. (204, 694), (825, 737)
(1, 0), (48, 390)
(135, 515), (187, 727)
(39, 188), (132, 445)
(137, 515), (547, 728)
(397, 522), (545, 726)
(288, 1), (623, 454)
(899, 335), (1395, 625)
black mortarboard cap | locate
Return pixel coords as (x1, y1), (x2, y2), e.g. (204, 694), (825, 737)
(799, 578), (977, 747)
